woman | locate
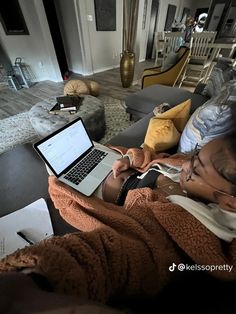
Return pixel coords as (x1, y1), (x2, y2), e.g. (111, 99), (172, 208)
(1, 135), (236, 307)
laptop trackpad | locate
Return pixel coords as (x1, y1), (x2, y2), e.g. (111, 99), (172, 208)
(91, 163), (112, 181)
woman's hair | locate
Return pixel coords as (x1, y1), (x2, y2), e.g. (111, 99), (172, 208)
(215, 133), (236, 195)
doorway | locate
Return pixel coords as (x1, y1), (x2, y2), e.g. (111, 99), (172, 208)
(146, 0), (159, 60)
(194, 8), (209, 22)
(42, 0), (69, 79)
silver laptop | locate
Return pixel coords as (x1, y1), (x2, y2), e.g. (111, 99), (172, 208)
(34, 117), (119, 196)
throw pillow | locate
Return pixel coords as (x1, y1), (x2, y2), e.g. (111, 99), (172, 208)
(144, 119), (180, 152)
(143, 99), (191, 152)
(178, 79), (236, 153)
(153, 99), (191, 132)
(64, 80), (90, 96)
(84, 80), (100, 96)
(161, 51), (179, 71)
(201, 58), (236, 98)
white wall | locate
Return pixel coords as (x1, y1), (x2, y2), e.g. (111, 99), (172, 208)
(81, 0), (123, 74)
(0, 0), (62, 82)
(56, 0), (123, 75)
(57, 0), (152, 75)
(156, 0), (182, 31)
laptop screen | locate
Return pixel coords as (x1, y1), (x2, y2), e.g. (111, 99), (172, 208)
(35, 118), (93, 176)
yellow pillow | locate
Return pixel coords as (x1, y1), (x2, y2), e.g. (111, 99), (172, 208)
(64, 80), (89, 96)
(143, 99), (191, 152)
(154, 99), (191, 132)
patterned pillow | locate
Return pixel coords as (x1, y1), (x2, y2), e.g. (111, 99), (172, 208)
(178, 80), (236, 153)
(201, 58), (236, 98)
(161, 51), (179, 71)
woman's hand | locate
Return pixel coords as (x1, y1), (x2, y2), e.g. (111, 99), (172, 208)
(112, 157), (130, 178)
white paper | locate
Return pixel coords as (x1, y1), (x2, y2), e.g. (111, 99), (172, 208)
(0, 198), (54, 259)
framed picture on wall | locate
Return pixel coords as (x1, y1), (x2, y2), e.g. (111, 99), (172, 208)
(0, 0), (29, 35)
(94, 0), (116, 31)
(164, 4), (177, 31)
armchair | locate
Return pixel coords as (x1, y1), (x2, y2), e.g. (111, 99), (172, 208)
(141, 46), (190, 89)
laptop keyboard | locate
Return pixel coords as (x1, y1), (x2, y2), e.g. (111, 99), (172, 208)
(64, 149), (108, 185)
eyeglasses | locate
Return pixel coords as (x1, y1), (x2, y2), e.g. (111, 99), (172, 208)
(186, 143), (235, 199)
(186, 143), (199, 182)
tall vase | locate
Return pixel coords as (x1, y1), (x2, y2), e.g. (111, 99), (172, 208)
(120, 51), (135, 88)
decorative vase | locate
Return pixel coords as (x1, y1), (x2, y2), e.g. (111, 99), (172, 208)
(120, 51), (135, 88)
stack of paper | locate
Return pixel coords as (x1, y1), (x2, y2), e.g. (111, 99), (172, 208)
(0, 198), (54, 259)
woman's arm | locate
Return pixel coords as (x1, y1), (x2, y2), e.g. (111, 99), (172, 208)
(112, 148), (156, 178)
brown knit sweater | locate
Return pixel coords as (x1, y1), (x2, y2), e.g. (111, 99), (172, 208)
(0, 147), (236, 302)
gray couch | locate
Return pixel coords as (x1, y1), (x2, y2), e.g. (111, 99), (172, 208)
(106, 82), (236, 313)
(125, 84), (207, 120)
(108, 84), (208, 148)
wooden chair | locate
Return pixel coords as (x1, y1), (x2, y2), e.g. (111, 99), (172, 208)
(163, 32), (185, 62)
(179, 31), (217, 86)
(154, 31), (165, 66)
(142, 46), (190, 89)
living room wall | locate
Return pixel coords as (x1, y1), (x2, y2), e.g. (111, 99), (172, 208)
(0, 0), (211, 83)
(56, 0), (151, 76)
(0, 0), (62, 82)
(83, 0), (123, 74)
(56, 0), (123, 75)
(0, 0), (150, 81)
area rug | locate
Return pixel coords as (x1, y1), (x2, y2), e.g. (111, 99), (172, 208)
(0, 97), (134, 154)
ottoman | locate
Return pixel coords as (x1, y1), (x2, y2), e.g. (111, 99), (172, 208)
(29, 95), (106, 141)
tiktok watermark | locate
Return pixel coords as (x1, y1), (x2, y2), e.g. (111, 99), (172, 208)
(169, 263), (233, 273)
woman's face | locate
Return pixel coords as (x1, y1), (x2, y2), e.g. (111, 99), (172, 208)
(180, 138), (235, 203)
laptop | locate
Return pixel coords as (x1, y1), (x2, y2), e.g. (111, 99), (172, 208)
(34, 117), (120, 196)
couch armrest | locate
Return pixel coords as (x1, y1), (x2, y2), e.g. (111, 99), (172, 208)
(142, 68), (161, 76)
(107, 113), (153, 147)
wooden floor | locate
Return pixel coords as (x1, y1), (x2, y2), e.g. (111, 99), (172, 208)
(0, 59), (194, 119)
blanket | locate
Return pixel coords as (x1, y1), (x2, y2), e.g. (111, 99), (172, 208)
(0, 177), (236, 302)
(0, 148), (236, 302)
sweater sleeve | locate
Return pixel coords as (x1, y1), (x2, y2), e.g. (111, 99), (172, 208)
(125, 148), (153, 169)
(107, 145), (172, 171)
(107, 145), (155, 169)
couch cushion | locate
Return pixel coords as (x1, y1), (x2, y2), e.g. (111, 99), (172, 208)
(125, 85), (207, 119)
(161, 51), (179, 71)
(201, 58), (236, 98)
(178, 79), (236, 153)
(144, 118), (180, 152)
(152, 98), (191, 132)
(143, 99), (191, 152)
